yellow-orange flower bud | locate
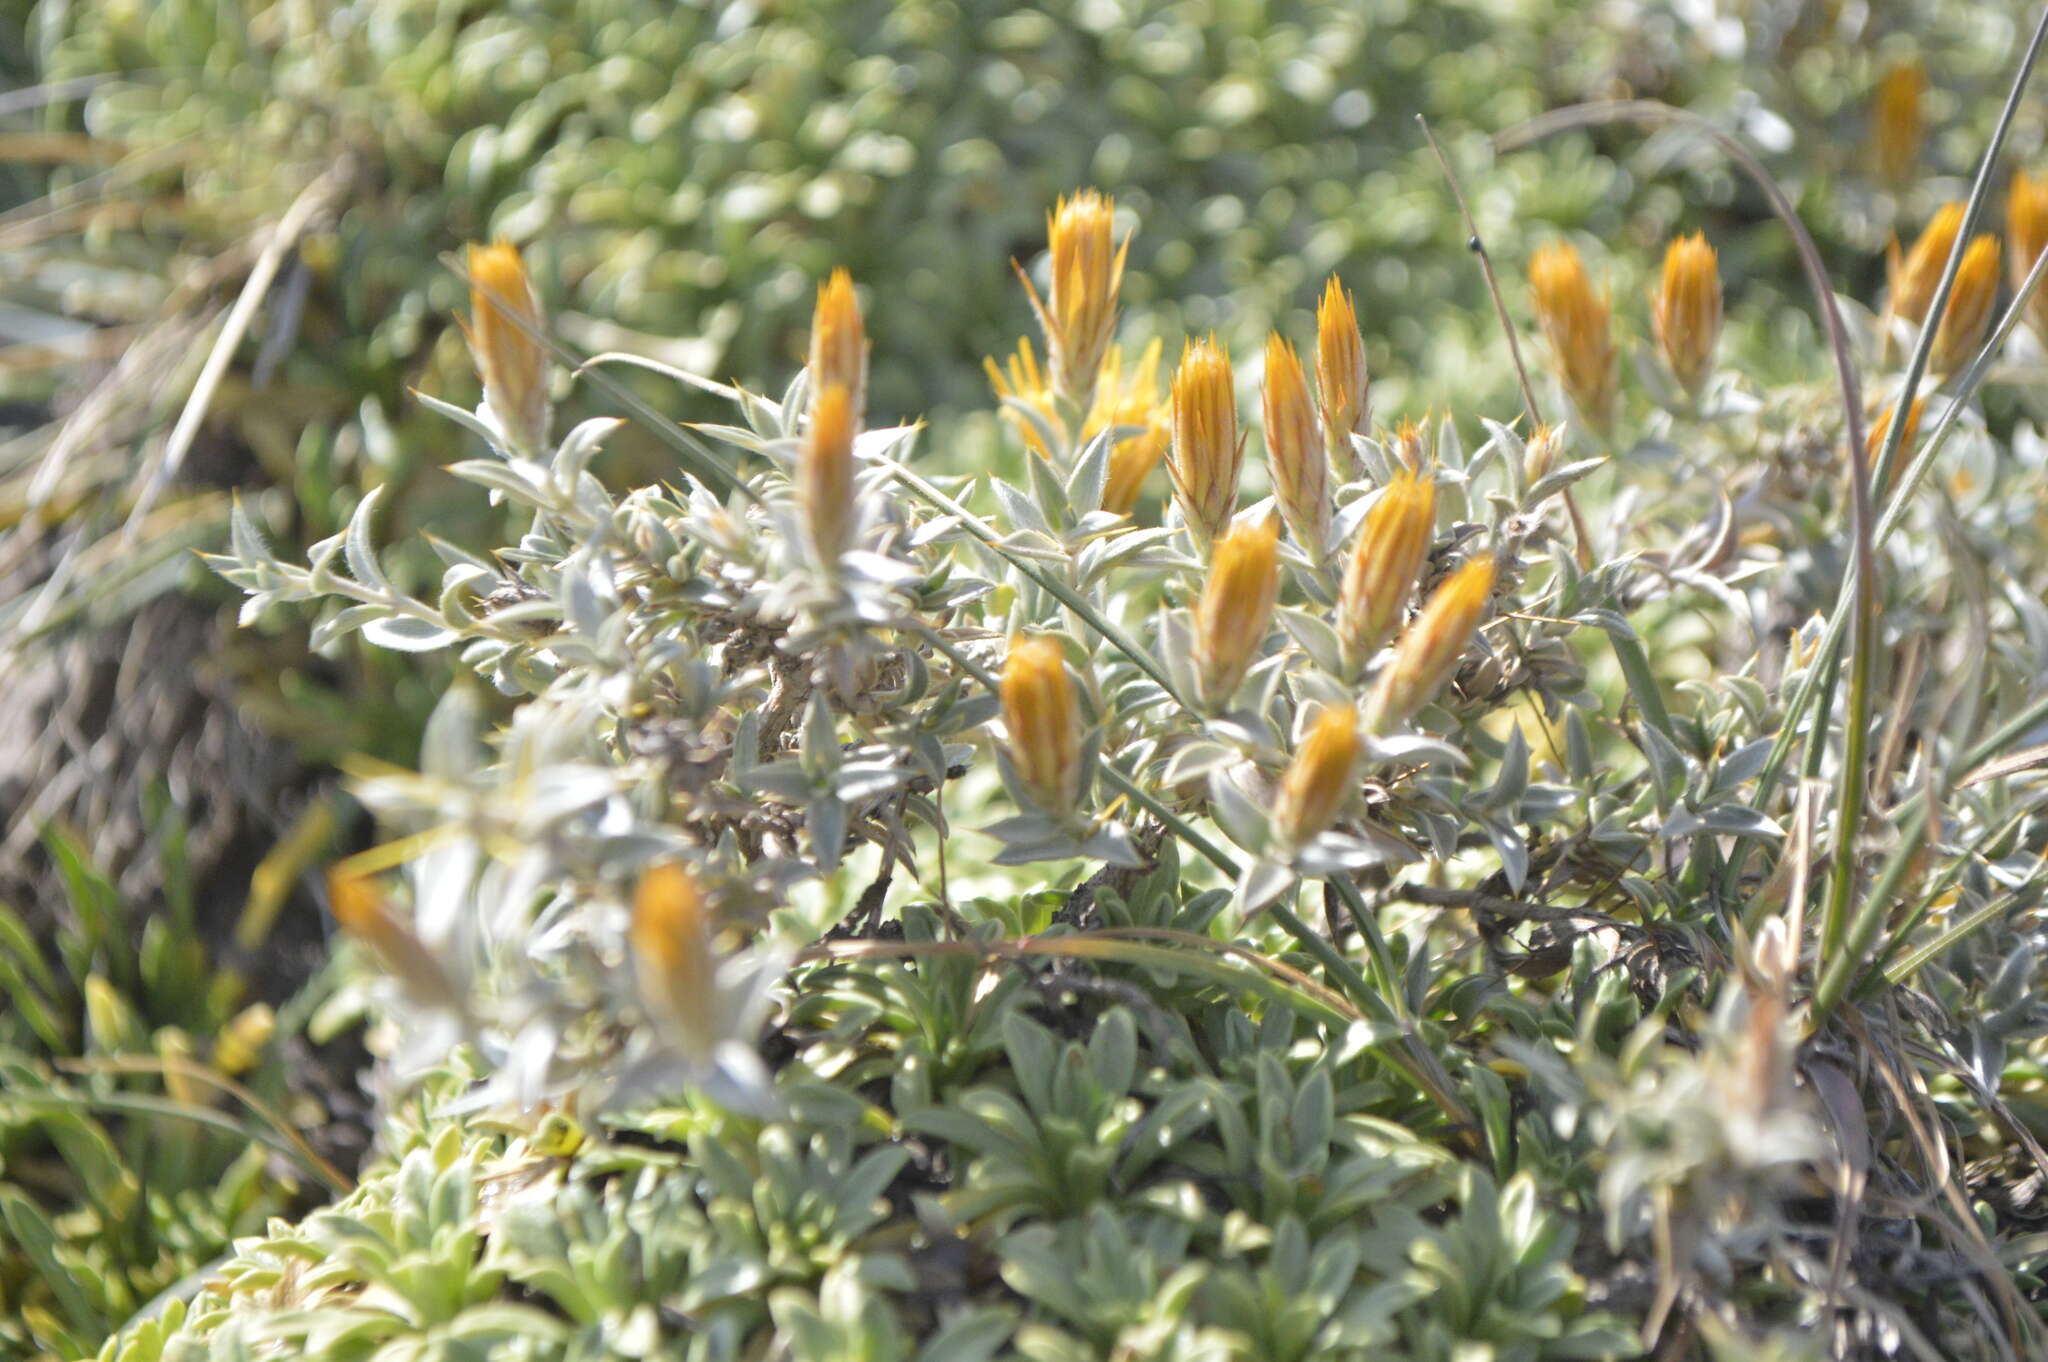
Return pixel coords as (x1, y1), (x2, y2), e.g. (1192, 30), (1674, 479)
(985, 336), (1063, 459)
(1194, 515), (1280, 709)
(328, 868), (461, 1008)
(809, 268), (867, 424)
(1337, 470), (1437, 669)
(631, 862), (718, 1059)
(1276, 704), (1360, 848)
(212, 1003), (275, 1078)
(1529, 242), (1616, 432)
(1864, 395), (1926, 497)
(1104, 428), (1167, 516)
(1019, 190), (1129, 413)
(1929, 235), (1999, 375)
(1389, 416), (1428, 474)
(1262, 333), (1330, 560)
(801, 382), (857, 566)
(1890, 202), (1965, 327)
(1871, 59), (1926, 186)
(1001, 635), (1082, 816)
(1650, 233), (1722, 396)
(2010, 170), (2048, 338)
(465, 241), (550, 456)
(1167, 335), (1243, 548)
(1315, 276), (1370, 480)
(1523, 423), (1563, 485)
(1374, 556), (1496, 724)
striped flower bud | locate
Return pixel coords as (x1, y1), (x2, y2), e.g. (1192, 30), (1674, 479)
(1262, 333), (1330, 561)
(1522, 423), (1563, 485)
(328, 869), (461, 1009)
(1929, 235), (1999, 375)
(1315, 276), (1370, 480)
(800, 383), (857, 567)
(1650, 233), (1722, 397)
(1020, 190), (1129, 413)
(1001, 635), (1082, 816)
(809, 268), (867, 424)
(1890, 202), (1964, 326)
(1194, 515), (1280, 709)
(1167, 335), (1243, 549)
(1871, 59), (1926, 186)
(1528, 242), (1616, 432)
(1864, 395), (1926, 497)
(1276, 704), (1360, 849)
(1373, 556), (1496, 724)
(631, 862), (718, 1061)
(1337, 469), (1437, 668)
(2009, 170), (2048, 338)
(464, 241), (550, 456)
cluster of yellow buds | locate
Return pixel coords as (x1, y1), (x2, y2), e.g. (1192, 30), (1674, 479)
(1167, 335), (1244, 550)
(1650, 233), (1722, 397)
(2008, 170), (2048, 338)
(1274, 703), (1360, 848)
(1194, 515), (1280, 709)
(464, 241), (551, 457)
(1262, 334), (1329, 563)
(1528, 242), (1616, 432)
(1001, 635), (1083, 817)
(1315, 277), (1371, 481)
(630, 862), (720, 1064)
(1870, 59), (1927, 186)
(1018, 190), (1130, 414)
(800, 271), (868, 568)
(1372, 556), (1497, 725)
(1337, 469), (1437, 671)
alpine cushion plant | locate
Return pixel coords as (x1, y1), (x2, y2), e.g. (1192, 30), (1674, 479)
(190, 124), (2048, 1359)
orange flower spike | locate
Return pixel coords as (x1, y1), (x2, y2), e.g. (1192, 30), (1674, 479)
(1336, 469), (1437, 669)
(630, 862), (719, 1060)
(1871, 59), (1927, 186)
(1891, 202), (1965, 327)
(1275, 704), (1361, 848)
(809, 268), (867, 424)
(1315, 276), (1370, 480)
(1166, 335), (1243, 550)
(1929, 235), (1999, 375)
(1262, 333), (1330, 561)
(464, 241), (550, 456)
(1020, 190), (1129, 414)
(1528, 242), (1616, 432)
(1374, 556), (1497, 725)
(1001, 635), (1083, 816)
(1194, 515), (1281, 710)
(1651, 233), (1722, 397)
(2007, 170), (2048, 336)
(800, 383), (857, 567)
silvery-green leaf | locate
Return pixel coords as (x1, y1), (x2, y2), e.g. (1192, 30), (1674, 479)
(1487, 724), (1529, 813)
(1526, 456), (1609, 506)
(1365, 732), (1469, 770)
(414, 388), (509, 449)
(343, 484), (391, 594)
(447, 457), (557, 508)
(1279, 607), (1344, 676)
(991, 476), (1052, 536)
(1208, 769), (1272, 854)
(309, 603), (387, 650)
(1233, 859), (1294, 915)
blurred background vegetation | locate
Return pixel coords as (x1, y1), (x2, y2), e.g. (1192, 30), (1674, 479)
(1, 1), (2041, 1357)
